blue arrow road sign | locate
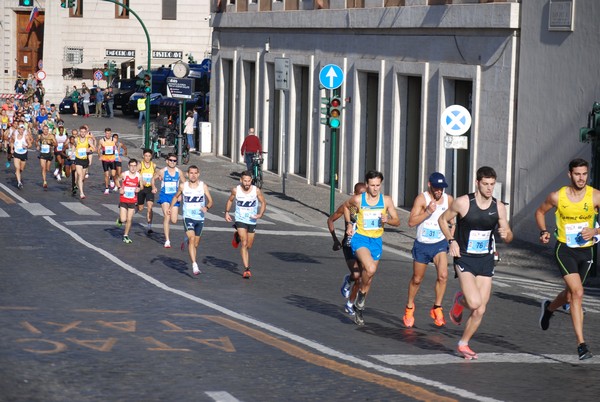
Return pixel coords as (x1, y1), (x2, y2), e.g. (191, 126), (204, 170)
(319, 64), (344, 90)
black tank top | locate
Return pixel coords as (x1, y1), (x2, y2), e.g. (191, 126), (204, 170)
(456, 193), (499, 257)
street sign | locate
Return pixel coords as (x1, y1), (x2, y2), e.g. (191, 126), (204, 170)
(94, 70), (104, 81)
(275, 58), (289, 91)
(445, 135), (468, 149)
(319, 64), (344, 90)
(35, 69), (46, 81)
(166, 77), (194, 99)
(441, 105), (472, 136)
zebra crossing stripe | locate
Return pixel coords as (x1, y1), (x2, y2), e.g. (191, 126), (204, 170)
(61, 202), (101, 216)
(18, 203), (55, 216)
(0, 208), (9, 217)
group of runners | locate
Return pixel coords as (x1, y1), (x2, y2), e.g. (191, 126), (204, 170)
(329, 162), (595, 361)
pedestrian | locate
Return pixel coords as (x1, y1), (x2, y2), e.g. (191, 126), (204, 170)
(224, 170), (267, 279)
(117, 159), (143, 244)
(184, 110), (195, 151)
(152, 153), (182, 248)
(70, 86), (80, 116)
(36, 124), (56, 190)
(98, 128), (118, 195)
(170, 165), (213, 275)
(81, 88), (91, 118)
(438, 166), (513, 360)
(327, 182), (367, 317)
(343, 170), (401, 326)
(535, 158), (600, 360)
(137, 149), (157, 234)
(73, 126), (95, 199)
(137, 95), (147, 129)
(10, 123), (33, 189)
(403, 172), (454, 328)
(105, 87), (114, 118)
(95, 87), (104, 118)
(240, 128), (262, 173)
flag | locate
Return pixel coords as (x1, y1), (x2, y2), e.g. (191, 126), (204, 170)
(25, 7), (39, 33)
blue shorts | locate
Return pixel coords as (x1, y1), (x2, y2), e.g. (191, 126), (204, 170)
(412, 239), (448, 264)
(351, 233), (382, 261)
(183, 218), (204, 236)
(158, 192), (180, 207)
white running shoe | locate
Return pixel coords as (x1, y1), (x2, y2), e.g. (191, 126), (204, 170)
(164, 240), (171, 248)
(192, 262), (201, 276)
(53, 168), (59, 177)
(104, 188), (110, 195)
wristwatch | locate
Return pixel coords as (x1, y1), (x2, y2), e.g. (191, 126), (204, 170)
(448, 239), (455, 245)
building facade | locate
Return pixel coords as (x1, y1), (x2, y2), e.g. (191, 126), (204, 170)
(210, 0), (600, 243)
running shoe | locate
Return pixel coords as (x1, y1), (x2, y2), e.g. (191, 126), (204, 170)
(164, 240), (171, 248)
(539, 299), (553, 330)
(457, 344), (478, 360)
(355, 291), (366, 310)
(115, 218), (122, 228)
(345, 301), (355, 317)
(562, 303), (570, 313)
(578, 343), (593, 360)
(147, 228), (154, 235)
(43, 181), (48, 190)
(403, 306), (415, 328)
(85, 173), (89, 179)
(430, 306), (446, 327)
(449, 291), (464, 325)
(113, 186), (119, 192)
(192, 262), (201, 276)
(17, 182), (23, 189)
(122, 235), (132, 244)
(354, 308), (365, 326)
(340, 274), (351, 298)
(53, 168), (59, 177)
(109, 180), (115, 189)
(232, 232), (240, 248)
(5, 161), (10, 168)
(242, 268), (252, 279)
(56, 176), (62, 182)
(104, 188), (110, 195)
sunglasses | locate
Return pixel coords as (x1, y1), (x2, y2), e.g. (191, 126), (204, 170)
(168, 159), (177, 162)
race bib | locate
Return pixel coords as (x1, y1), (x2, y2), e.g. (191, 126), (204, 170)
(104, 146), (114, 155)
(421, 220), (443, 241)
(142, 172), (152, 185)
(57, 143), (64, 151)
(15, 145), (25, 154)
(565, 222), (592, 248)
(187, 205), (203, 219)
(164, 181), (177, 194)
(41, 144), (50, 154)
(362, 210), (382, 231)
(124, 186), (136, 199)
(466, 230), (492, 254)
(77, 147), (87, 158)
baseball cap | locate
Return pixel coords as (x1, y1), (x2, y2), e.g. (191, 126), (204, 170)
(429, 172), (448, 188)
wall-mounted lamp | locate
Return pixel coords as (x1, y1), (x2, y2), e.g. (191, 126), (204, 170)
(265, 37), (270, 53)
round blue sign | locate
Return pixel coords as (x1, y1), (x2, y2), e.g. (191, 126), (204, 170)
(319, 64), (344, 90)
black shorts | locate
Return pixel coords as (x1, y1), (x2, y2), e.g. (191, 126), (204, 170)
(102, 161), (116, 172)
(235, 221), (256, 233)
(75, 158), (89, 168)
(554, 242), (594, 282)
(137, 186), (155, 205)
(13, 152), (27, 161)
(119, 201), (137, 210)
(454, 253), (495, 277)
(38, 154), (53, 161)
(115, 161), (122, 168)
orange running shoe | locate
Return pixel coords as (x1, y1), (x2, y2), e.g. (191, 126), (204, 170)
(449, 291), (464, 325)
(242, 268), (252, 279)
(403, 306), (415, 328)
(430, 306), (446, 327)
(457, 344), (478, 360)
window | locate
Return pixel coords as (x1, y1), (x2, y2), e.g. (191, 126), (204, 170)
(64, 47), (84, 65)
(116, 0), (129, 19)
(162, 0), (177, 20)
(69, 0), (83, 18)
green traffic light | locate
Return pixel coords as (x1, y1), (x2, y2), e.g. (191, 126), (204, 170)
(20, 0), (33, 6)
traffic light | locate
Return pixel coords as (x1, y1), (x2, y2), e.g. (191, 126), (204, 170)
(61, 1), (66, 7)
(329, 96), (342, 129)
(143, 72), (152, 94)
(68, 0), (76, 7)
(104, 60), (116, 78)
(580, 102), (600, 143)
(320, 97), (330, 126)
(19, 0), (33, 6)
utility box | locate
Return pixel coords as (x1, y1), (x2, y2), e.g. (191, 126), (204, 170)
(200, 122), (212, 153)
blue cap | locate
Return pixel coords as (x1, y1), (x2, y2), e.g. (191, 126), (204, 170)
(429, 172), (448, 188)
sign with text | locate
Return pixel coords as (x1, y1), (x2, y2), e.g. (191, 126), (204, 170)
(106, 49), (135, 58)
(166, 77), (194, 99)
(275, 58), (290, 91)
(152, 51), (183, 59)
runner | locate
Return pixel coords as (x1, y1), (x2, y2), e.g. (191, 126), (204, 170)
(343, 170), (401, 326)
(112, 133), (128, 191)
(10, 123), (33, 189)
(137, 149), (157, 234)
(63, 135), (77, 192)
(53, 121), (68, 181)
(98, 128), (118, 195)
(438, 166), (513, 360)
(74, 126), (95, 199)
(535, 158), (600, 360)
(327, 182), (367, 317)
(169, 165), (213, 275)
(85, 128), (96, 179)
(36, 124), (56, 190)
(403, 172), (454, 328)
(117, 159), (143, 244)
(224, 170), (267, 279)
(152, 153), (182, 248)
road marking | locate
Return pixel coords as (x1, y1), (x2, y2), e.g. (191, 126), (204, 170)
(371, 353), (599, 366)
(43, 215), (500, 402)
(61, 202), (101, 216)
(0, 183), (28, 203)
(19, 202), (55, 216)
(0, 306), (38, 311)
(0, 191), (15, 204)
(0, 208), (9, 217)
(205, 391), (241, 402)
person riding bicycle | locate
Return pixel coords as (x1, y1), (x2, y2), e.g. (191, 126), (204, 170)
(240, 128), (262, 172)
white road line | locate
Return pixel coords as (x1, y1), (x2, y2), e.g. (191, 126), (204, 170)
(60, 202), (101, 216)
(0, 208), (9, 218)
(42, 215), (500, 402)
(205, 391), (241, 402)
(19, 203), (55, 216)
(371, 353), (598, 366)
(0, 183), (28, 203)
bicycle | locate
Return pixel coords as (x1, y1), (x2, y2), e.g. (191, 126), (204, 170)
(251, 152), (266, 189)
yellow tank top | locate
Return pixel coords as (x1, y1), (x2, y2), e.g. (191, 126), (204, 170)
(75, 137), (89, 160)
(555, 186), (596, 247)
(355, 193), (386, 238)
(139, 161), (155, 187)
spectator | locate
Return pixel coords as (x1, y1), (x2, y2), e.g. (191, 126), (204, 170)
(240, 128), (262, 172)
(184, 111), (195, 151)
(70, 86), (80, 115)
(95, 87), (104, 118)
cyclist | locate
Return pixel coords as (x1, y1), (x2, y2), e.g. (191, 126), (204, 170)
(240, 128), (262, 172)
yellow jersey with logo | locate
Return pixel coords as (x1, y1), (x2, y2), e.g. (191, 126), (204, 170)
(75, 137), (89, 160)
(100, 138), (116, 162)
(139, 161), (156, 187)
(555, 185), (596, 247)
(355, 193), (386, 238)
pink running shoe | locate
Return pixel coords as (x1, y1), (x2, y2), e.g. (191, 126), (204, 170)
(457, 344), (478, 360)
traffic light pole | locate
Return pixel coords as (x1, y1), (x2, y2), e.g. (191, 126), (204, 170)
(329, 88), (340, 215)
(101, 0), (151, 147)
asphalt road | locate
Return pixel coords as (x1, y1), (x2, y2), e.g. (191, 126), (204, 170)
(2, 114), (600, 402)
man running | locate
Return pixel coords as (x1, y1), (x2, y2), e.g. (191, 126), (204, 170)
(117, 159), (143, 244)
(53, 121), (68, 181)
(224, 170), (267, 278)
(327, 182), (367, 317)
(170, 165), (213, 275)
(403, 172), (454, 328)
(98, 128), (118, 195)
(74, 126), (95, 199)
(10, 123), (33, 189)
(36, 124), (56, 190)
(535, 158), (600, 360)
(137, 149), (157, 234)
(438, 166), (513, 360)
(344, 170), (401, 326)
(112, 133), (127, 190)
(152, 153), (182, 248)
